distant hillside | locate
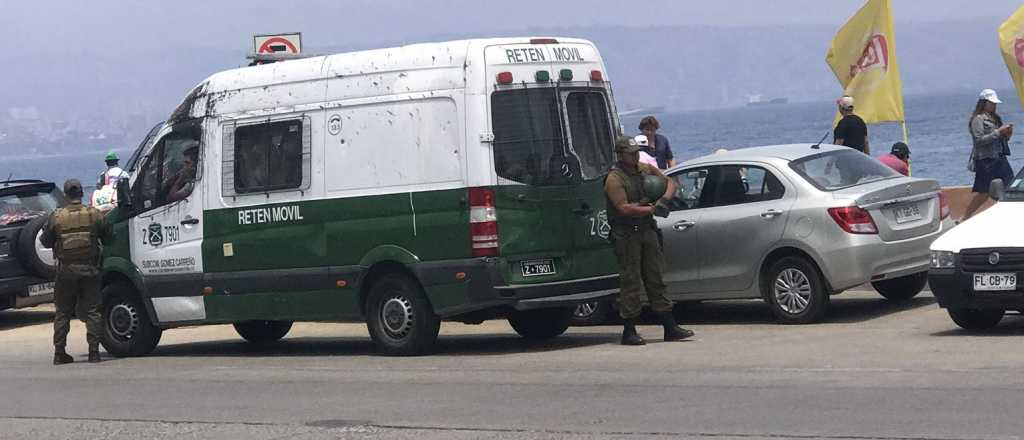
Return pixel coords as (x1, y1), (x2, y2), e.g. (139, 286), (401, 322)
(0, 18), (1011, 155)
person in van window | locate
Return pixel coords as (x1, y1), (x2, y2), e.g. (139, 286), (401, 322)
(605, 136), (694, 346)
(164, 146), (199, 203)
(964, 89), (1014, 221)
(639, 116), (676, 169)
(878, 142), (911, 176)
(833, 96), (869, 154)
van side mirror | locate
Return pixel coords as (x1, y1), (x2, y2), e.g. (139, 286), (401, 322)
(989, 179), (1005, 201)
(116, 177), (133, 209)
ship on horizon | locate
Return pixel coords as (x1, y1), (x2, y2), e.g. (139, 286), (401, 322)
(746, 94), (789, 106)
(618, 105), (666, 117)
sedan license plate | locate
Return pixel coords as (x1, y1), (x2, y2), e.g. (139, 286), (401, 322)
(521, 259), (556, 277)
(27, 282), (54, 297)
(973, 273), (1017, 291)
(894, 203), (922, 224)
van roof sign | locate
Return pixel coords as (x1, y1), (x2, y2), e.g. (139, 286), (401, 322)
(253, 33), (302, 54)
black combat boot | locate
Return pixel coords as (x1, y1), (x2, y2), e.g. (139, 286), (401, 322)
(53, 349), (74, 365)
(621, 319), (646, 346)
(656, 311), (695, 341)
(88, 348), (101, 363)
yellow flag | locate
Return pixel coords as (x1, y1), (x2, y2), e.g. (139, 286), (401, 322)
(999, 6), (1024, 109)
(825, 0), (905, 125)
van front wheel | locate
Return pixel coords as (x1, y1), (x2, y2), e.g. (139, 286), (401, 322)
(508, 308), (572, 339)
(365, 275), (440, 356)
(101, 283), (161, 357)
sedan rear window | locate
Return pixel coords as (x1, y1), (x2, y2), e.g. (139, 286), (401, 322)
(789, 149), (899, 191)
(0, 187), (62, 226)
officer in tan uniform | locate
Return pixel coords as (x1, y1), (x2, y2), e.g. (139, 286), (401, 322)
(40, 179), (107, 364)
(605, 136), (694, 345)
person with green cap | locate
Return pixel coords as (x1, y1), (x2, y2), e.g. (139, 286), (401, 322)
(93, 150), (128, 211)
(40, 179), (109, 364)
(97, 150), (127, 188)
(605, 135), (695, 345)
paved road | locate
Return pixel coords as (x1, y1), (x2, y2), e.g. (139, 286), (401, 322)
(3, 290), (1024, 440)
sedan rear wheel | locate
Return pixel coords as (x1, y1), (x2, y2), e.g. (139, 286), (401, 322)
(763, 256), (828, 324)
(872, 272), (928, 302)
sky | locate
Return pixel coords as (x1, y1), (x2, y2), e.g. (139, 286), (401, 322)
(2, 0), (1022, 55)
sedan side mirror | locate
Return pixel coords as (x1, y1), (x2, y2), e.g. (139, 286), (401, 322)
(116, 176), (133, 209)
(989, 179), (1006, 201)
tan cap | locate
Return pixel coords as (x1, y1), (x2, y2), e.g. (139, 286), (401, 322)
(614, 135), (641, 153)
(63, 179), (83, 197)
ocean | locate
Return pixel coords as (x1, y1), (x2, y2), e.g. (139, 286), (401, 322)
(3, 89), (1022, 189)
(620, 88), (1024, 187)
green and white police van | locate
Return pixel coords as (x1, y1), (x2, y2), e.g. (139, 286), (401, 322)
(101, 37), (621, 356)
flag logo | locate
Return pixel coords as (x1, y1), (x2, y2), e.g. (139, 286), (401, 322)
(1014, 38), (1024, 68)
(850, 34), (889, 78)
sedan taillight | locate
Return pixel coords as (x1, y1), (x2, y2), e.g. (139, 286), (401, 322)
(828, 206), (878, 234)
(937, 192), (951, 220)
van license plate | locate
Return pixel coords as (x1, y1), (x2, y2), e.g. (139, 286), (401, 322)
(973, 273), (1017, 291)
(521, 259), (556, 277)
(894, 204), (922, 224)
(27, 282), (54, 297)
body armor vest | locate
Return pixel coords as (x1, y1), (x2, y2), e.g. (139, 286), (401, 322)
(606, 164), (655, 230)
(53, 204), (100, 266)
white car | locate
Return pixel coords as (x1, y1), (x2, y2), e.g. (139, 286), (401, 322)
(929, 171), (1024, 330)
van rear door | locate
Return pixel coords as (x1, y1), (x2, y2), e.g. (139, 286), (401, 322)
(560, 89), (619, 280)
(490, 87), (574, 285)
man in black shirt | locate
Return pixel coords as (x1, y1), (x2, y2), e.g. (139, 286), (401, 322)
(833, 95), (869, 154)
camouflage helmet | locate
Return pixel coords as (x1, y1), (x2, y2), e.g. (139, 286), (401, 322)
(642, 174), (667, 199)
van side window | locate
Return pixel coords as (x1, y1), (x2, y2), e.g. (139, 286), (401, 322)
(133, 121), (202, 212)
(233, 120), (303, 193)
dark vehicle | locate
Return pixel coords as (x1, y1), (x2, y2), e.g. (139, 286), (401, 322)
(0, 180), (65, 310)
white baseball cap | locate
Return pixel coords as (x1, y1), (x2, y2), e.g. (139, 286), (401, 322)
(980, 89), (1002, 104)
(633, 134), (650, 147)
(837, 95), (855, 109)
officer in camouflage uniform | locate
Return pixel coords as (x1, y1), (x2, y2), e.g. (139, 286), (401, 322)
(40, 179), (107, 364)
(605, 136), (694, 345)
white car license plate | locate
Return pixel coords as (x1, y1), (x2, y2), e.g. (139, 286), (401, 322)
(894, 203), (922, 224)
(973, 273), (1017, 291)
(27, 282), (55, 297)
(521, 259), (556, 277)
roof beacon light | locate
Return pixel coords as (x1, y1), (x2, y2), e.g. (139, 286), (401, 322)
(530, 38), (559, 44)
(559, 69), (573, 81)
(535, 70), (550, 82)
(590, 70), (604, 82)
(496, 71), (514, 85)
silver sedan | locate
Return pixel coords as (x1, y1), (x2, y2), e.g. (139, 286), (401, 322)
(573, 144), (955, 325)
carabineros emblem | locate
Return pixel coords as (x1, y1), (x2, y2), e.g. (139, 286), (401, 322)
(147, 223), (163, 247)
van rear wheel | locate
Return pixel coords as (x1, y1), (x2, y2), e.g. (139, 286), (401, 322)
(365, 274), (440, 356)
(234, 321), (292, 343)
(101, 283), (161, 357)
(508, 308), (572, 339)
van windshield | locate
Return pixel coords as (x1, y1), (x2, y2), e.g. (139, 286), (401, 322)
(491, 87), (614, 186)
